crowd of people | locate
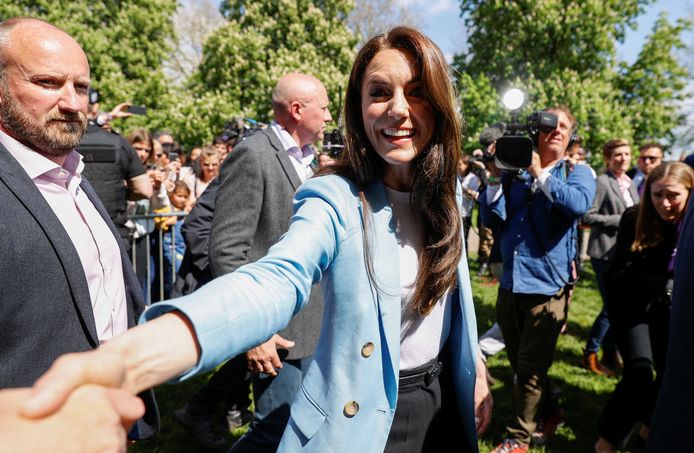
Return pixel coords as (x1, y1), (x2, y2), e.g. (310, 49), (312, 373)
(1, 15), (693, 453)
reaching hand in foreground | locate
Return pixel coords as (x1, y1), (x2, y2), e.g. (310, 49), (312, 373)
(1, 384), (143, 453)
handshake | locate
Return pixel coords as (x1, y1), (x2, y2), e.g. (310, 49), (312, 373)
(1, 312), (200, 453)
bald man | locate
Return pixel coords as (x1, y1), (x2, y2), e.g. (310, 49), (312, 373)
(172, 73), (330, 450)
(0, 17), (157, 438)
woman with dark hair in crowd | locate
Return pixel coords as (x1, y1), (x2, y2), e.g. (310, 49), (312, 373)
(28, 26), (491, 453)
(595, 162), (694, 452)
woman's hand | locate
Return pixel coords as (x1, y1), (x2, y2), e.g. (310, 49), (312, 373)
(2, 385), (142, 453)
(474, 355), (493, 436)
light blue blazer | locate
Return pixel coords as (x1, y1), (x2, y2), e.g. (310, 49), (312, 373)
(144, 175), (480, 452)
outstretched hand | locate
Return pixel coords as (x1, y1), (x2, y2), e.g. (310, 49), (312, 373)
(2, 385), (142, 453)
(21, 349), (129, 419)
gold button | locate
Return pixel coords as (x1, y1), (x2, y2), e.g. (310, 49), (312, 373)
(361, 342), (374, 358)
(343, 401), (359, 417)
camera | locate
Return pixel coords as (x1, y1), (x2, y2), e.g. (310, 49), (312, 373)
(220, 117), (265, 146)
(494, 110), (558, 170)
(322, 128), (344, 158)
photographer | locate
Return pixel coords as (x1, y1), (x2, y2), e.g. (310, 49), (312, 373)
(481, 105), (595, 453)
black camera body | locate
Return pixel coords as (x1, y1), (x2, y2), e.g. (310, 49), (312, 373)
(494, 111), (559, 170)
(322, 129), (344, 158)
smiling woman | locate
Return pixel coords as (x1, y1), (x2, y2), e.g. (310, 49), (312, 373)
(25, 26), (490, 453)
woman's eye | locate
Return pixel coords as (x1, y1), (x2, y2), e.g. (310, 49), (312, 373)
(369, 88), (387, 98)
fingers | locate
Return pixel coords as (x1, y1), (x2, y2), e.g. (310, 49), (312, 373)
(272, 334), (295, 350)
(476, 391), (493, 436)
(103, 389), (145, 432)
(22, 351), (126, 419)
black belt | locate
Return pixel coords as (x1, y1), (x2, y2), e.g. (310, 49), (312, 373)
(399, 359), (443, 387)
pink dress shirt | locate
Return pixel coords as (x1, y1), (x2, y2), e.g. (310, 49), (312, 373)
(0, 130), (128, 343)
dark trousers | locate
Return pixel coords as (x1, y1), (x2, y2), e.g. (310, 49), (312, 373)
(585, 258), (617, 356)
(230, 356), (313, 452)
(187, 355), (251, 417)
(598, 303), (669, 445)
(385, 358), (463, 453)
(496, 288), (569, 444)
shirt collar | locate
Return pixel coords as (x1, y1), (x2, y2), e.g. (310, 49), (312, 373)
(0, 128), (84, 180)
(270, 121), (315, 162)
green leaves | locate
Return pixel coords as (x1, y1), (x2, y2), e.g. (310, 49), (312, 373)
(454, 1), (690, 162)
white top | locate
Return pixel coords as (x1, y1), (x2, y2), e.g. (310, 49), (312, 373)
(459, 172), (481, 217)
(385, 186), (453, 371)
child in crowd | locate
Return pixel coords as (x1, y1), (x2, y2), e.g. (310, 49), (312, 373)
(153, 181), (190, 300)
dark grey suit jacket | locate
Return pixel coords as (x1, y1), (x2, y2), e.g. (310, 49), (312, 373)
(209, 128), (323, 360)
(583, 171), (640, 261)
(0, 143), (158, 438)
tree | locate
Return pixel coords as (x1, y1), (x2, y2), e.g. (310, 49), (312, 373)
(455, 0), (651, 85)
(171, 0), (357, 147)
(0, 1), (177, 113)
(163, 0), (225, 85)
(454, 1), (691, 166)
(617, 14), (691, 148)
(347, 0), (425, 47)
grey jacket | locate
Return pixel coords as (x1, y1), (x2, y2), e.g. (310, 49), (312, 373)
(209, 128), (323, 359)
(583, 171), (640, 261)
(0, 143), (158, 438)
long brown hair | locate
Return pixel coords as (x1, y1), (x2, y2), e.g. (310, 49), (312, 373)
(633, 162), (694, 251)
(320, 26), (463, 315)
(127, 128), (155, 165)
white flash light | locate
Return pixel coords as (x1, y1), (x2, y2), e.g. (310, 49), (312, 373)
(502, 88), (525, 111)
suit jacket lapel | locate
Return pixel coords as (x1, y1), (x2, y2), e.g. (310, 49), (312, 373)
(0, 145), (99, 345)
(607, 172), (626, 210)
(364, 181), (401, 406)
(266, 128), (303, 191)
(628, 180), (640, 205)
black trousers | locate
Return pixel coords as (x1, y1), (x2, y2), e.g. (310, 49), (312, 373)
(598, 302), (669, 445)
(385, 356), (467, 453)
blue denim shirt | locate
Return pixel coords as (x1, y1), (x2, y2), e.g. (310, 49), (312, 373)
(480, 160), (596, 295)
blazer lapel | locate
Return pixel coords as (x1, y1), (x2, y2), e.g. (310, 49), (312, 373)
(607, 172), (626, 210)
(364, 181), (401, 407)
(266, 129), (303, 191)
(628, 180), (640, 205)
(0, 145), (99, 345)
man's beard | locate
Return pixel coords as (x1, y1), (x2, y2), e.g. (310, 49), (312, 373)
(0, 87), (87, 157)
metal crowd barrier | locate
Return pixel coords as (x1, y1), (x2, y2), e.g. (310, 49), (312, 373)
(128, 212), (188, 304)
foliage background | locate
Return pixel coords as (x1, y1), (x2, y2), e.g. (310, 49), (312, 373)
(1, 1), (689, 162)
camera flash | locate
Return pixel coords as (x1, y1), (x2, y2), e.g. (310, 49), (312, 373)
(502, 88), (525, 111)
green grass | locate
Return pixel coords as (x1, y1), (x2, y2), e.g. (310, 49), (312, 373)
(132, 258), (615, 452)
(471, 258), (617, 452)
